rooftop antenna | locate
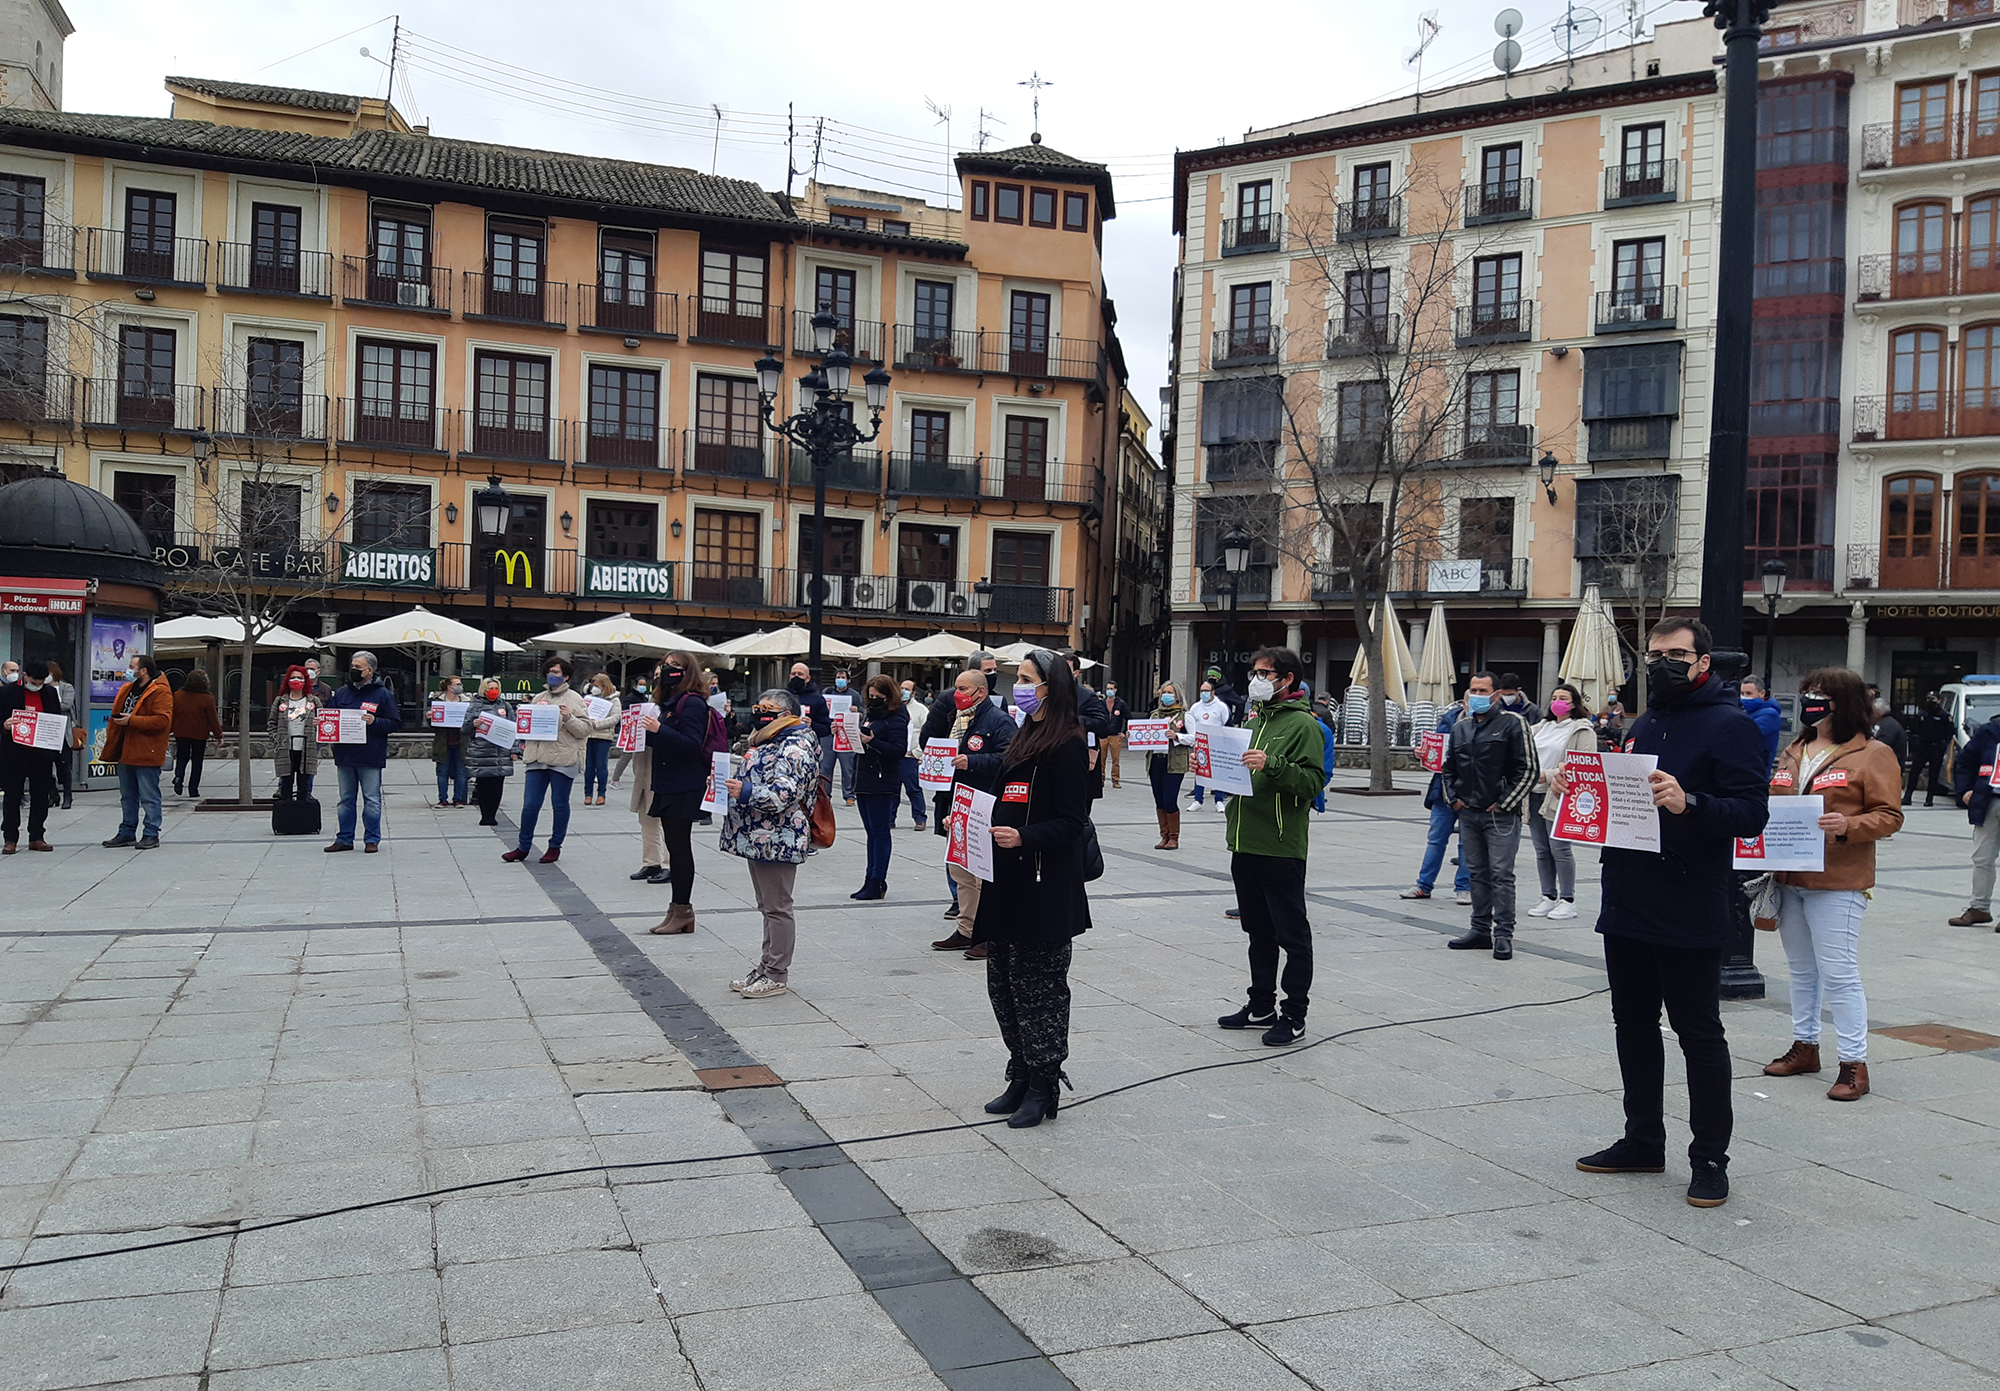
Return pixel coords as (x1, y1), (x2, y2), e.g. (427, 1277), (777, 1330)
(1552, 1), (1605, 91)
(1403, 10), (1442, 113)
(710, 103), (727, 175)
(1018, 70), (1053, 138)
(976, 107), (1004, 152)
(358, 16), (402, 119)
(1625, 0), (1645, 81)
(1493, 9), (1524, 100)
(925, 97), (953, 208)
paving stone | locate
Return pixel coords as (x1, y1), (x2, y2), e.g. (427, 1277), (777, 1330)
(209, 1347), (451, 1391)
(4, 1225), (232, 1308)
(0, 1289), (218, 1387)
(1252, 1300), (1541, 1391)
(1056, 1329), (1315, 1390)
(439, 1249), (661, 1343)
(974, 1256), (1224, 1355)
(34, 1170), (241, 1235)
(674, 1291), (933, 1391)
(642, 1225), (861, 1314)
(68, 1123), (255, 1179)
(226, 1203), (435, 1286)
(1880, 1295), (2000, 1375)
(434, 1186), (630, 1266)
(1425, 1275), (1703, 1382)
(208, 1269), (441, 1368)
(1731, 1324), (2000, 1391)
(1160, 1236), (1402, 1323)
(446, 1320), (701, 1391)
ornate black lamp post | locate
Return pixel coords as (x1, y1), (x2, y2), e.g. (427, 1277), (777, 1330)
(755, 309), (891, 672)
(975, 575), (994, 648)
(473, 475), (512, 678)
(1760, 559), (1787, 696)
(1220, 527), (1251, 686)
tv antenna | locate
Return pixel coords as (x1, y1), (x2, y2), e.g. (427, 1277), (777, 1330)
(1403, 11), (1442, 112)
(925, 98), (953, 208)
(710, 103), (728, 175)
(1552, 1), (1605, 90)
(975, 107), (1005, 152)
(1018, 70), (1053, 137)
(1493, 9), (1524, 99)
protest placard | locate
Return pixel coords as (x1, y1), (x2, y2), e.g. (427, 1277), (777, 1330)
(429, 700), (469, 729)
(585, 695), (614, 722)
(516, 704), (562, 741)
(5, 710), (65, 750)
(945, 782), (996, 881)
(699, 752), (732, 814)
(315, 709), (366, 745)
(1734, 795), (1826, 871)
(1552, 750), (1661, 852)
(1194, 725), (1255, 796)
(1123, 718), (1171, 754)
(474, 712), (517, 749)
(1418, 730), (1447, 773)
(918, 738), (958, 791)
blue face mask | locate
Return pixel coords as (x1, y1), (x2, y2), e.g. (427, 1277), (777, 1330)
(1158, 692), (1176, 707)
(835, 678), (848, 690)
(1467, 693), (1493, 714)
(546, 674), (563, 690)
(1013, 683), (1042, 716)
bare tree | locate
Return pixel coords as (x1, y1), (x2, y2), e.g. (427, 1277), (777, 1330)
(1570, 473), (1691, 711)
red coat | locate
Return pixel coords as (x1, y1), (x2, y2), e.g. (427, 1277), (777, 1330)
(101, 674), (175, 768)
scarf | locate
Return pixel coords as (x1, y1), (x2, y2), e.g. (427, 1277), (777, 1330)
(749, 712), (801, 746)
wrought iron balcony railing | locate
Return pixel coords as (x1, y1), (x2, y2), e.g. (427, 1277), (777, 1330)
(685, 428), (775, 479)
(1604, 161), (1678, 208)
(456, 410), (569, 464)
(337, 397), (451, 452)
(462, 273), (567, 328)
(341, 257), (453, 314)
(0, 370), (76, 424)
(887, 450), (981, 498)
(585, 422), (673, 470)
(1212, 325), (1282, 367)
(1336, 196), (1401, 241)
(1465, 178), (1533, 225)
(217, 243), (332, 298)
(578, 284), (679, 338)
(792, 310), (886, 363)
(1454, 300), (1533, 346)
(1221, 213), (1283, 256)
(1325, 314), (1400, 359)
(979, 332), (1102, 382)
(0, 224), (78, 276)
(893, 325), (979, 372)
(84, 228), (207, 286)
(82, 378), (203, 431)
(1593, 285), (1679, 333)
(691, 298), (783, 347)
(211, 388), (331, 442)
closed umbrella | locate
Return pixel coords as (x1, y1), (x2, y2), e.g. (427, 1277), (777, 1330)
(1347, 595), (1415, 709)
(1558, 584), (1625, 712)
(1408, 601), (1456, 707)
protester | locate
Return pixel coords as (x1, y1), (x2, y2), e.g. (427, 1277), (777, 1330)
(501, 658), (593, 865)
(580, 672), (621, 806)
(1949, 703), (2000, 928)
(828, 667), (859, 804)
(897, 678), (929, 830)
(1576, 616), (1769, 1209)
(1309, 688), (1336, 814)
(1496, 671), (1542, 724)
(1403, 695), (1473, 905)
(1761, 668), (1902, 1103)
(1186, 679), (1233, 812)
(44, 660), (75, 810)
(0, 660), (15, 683)
(1597, 697), (1628, 751)
(1, 660), (64, 851)
(270, 665), (321, 801)
(1870, 698), (1909, 787)
(931, 666), (1017, 954)
(169, 668), (222, 799)
(303, 657), (331, 701)
(612, 670), (652, 789)
(430, 676), (469, 808)
(323, 650), (402, 854)
(1738, 676), (1783, 774)
(1528, 682), (1596, 922)
(971, 650), (1000, 695)
(461, 677), (515, 827)
(1910, 694), (1952, 807)
(100, 652), (173, 849)
(1069, 652), (1114, 802)
(850, 674), (909, 901)
(971, 649), (1092, 1128)
(1441, 671), (1538, 958)
(647, 652), (715, 935)
(718, 688), (822, 998)
(1102, 678), (1130, 788)
(789, 660), (834, 794)
(1146, 680), (1191, 849)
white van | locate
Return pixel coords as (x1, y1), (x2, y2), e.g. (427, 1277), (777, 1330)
(1938, 677), (2000, 757)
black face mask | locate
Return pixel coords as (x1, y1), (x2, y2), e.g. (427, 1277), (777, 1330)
(788, 676), (810, 693)
(983, 669), (998, 693)
(755, 710), (781, 729)
(1646, 656), (1698, 705)
(1798, 698), (1832, 728)
(348, 668), (367, 688)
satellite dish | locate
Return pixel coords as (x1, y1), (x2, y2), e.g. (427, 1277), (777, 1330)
(1495, 8), (1523, 38)
(1494, 38), (1523, 74)
(358, 46), (371, 57)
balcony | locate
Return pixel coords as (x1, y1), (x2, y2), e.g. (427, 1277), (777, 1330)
(84, 228), (207, 287)
(337, 397), (449, 453)
(1583, 556), (1671, 599)
(1604, 161), (1678, 208)
(787, 445), (884, 493)
(1743, 546), (1835, 592)
(578, 285), (679, 339)
(1593, 285), (1678, 333)
(1855, 251), (2000, 302)
(1325, 314), (1400, 359)
(791, 310), (885, 363)
(0, 371), (76, 424)
(1454, 301), (1533, 346)
(341, 258), (453, 314)
(81, 379), (202, 431)
(216, 243), (333, 298)
(1587, 416), (1674, 461)
(1206, 441), (1279, 484)
(467, 544), (579, 599)
(0, 225), (78, 277)
(1465, 178), (1533, 226)
(692, 298), (782, 347)
(688, 566), (772, 606)
(888, 450), (981, 498)
(462, 273), (567, 329)
(685, 428), (774, 480)
(210, 389), (330, 442)
(457, 410), (569, 464)
(1316, 433), (1388, 474)
(1850, 393), (2000, 442)
(979, 332), (1102, 382)
(584, 422), (673, 470)
(1336, 196), (1400, 241)
(1212, 325), (1282, 367)
(987, 581), (1073, 626)
(1862, 112), (2000, 171)
(990, 460), (1098, 506)
(1319, 555), (1529, 597)
(1200, 564), (1276, 603)
(1221, 213), (1283, 257)
(781, 569), (898, 615)
(894, 325), (979, 373)
(1451, 421), (1536, 465)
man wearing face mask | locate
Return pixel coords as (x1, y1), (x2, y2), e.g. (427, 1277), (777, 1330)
(969, 651), (1000, 699)
(1, 661), (65, 852)
(1576, 617), (1769, 1210)
(898, 679), (929, 830)
(827, 668), (859, 804)
(1440, 671), (1539, 959)
(1065, 651), (1114, 802)
(1495, 672), (1542, 724)
(0, 660), (18, 684)
(927, 666), (1016, 954)
(100, 653), (174, 849)
(322, 650), (402, 854)
(1101, 679), (1130, 789)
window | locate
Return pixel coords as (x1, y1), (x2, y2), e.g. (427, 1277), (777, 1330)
(882, 219), (910, 236)
(1200, 375), (1283, 480)
(1062, 192), (1088, 232)
(1575, 475), (1678, 593)
(913, 279), (954, 343)
(1758, 78), (1847, 168)
(1226, 282), (1272, 359)
(472, 353), (549, 457)
(1748, 317), (1839, 438)
(1895, 201), (1949, 298)
(1459, 497), (1515, 566)
(798, 517), (862, 576)
(1974, 71), (2000, 158)
(586, 499), (657, 561)
(1466, 370), (1521, 430)
(698, 247), (767, 340)
(1471, 254), (1523, 330)
(1353, 162), (1392, 206)
(910, 409), (951, 459)
(356, 339), (436, 448)
(112, 471), (177, 553)
(1965, 325), (2000, 436)
(814, 266), (858, 350)
(124, 190), (176, 280)
(587, 364), (660, 467)
(1584, 342), (1682, 458)
(0, 314), (49, 416)
(1335, 380), (1388, 469)
(370, 204), (430, 289)
(1003, 415), (1049, 500)
(117, 324), (175, 426)
(245, 337), (304, 435)
(1611, 237), (1666, 308)
(992, 530), (1050, 586)
(693, 374), (763, 476)
(1968, 196), (2000, 295)
(1009, 289), (1051, 373)
(1896, 80), (1953, 164)
(1883, 472), (1941, 587)
(473, 494), (546, 593)
(1621, 123), (1666, 177)
(350, 479), (430, 548)
(896, 524), (957, 580)
(239, 480), (301, 553)
(1237, 180), (1273, 225)
(597, 229), (655, 330)
(693, 509), (760, 602)
(1754, 184), (1844, 297)
(485, 217), (545, 318)
(0, 174), (47, 265)
(829, 213), (867, 231)
(1344, 268), (1389, 329)
(1957, 472), (2000, 586)
(994, 183), (1024, 224)
(1890, 326), (1945, 437)
(1480, 143), (1523, 211)
(1748, 453), (1836, 587)
(1030, 187), (1057, 228)
(250, 203), (302, 293)
(971, 181), (989, 220)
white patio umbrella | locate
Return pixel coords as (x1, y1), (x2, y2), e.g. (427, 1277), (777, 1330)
(1559, 584), (1625, 712)
(1408, 601), (1457, 707)
(989, 640), (1039, 663)
(1347, 595), (1417, 709)
(324, 605), (524, 654)
(523, 614), (731, 666)
(153, 616), (320, 653)
(888, 631), (985, 661)
(709, 625), (869, 660)
(857, 634), (915, 658)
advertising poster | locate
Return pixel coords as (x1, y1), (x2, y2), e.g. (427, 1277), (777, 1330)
(89, 617), (150, 702)
(1734, 796), (1826, 872)
(86, 708), (113, 776)
(1553, 751), (1662, 852)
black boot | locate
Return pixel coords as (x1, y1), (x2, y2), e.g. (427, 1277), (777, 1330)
(1447, 929), (1494, 950)
(60, 791), (72, 810)
(1007, 1072), (1070, 1129)
(984, 1076), (1030, 1114)
(850, 879), (886, 901)
(1492, 936), (1514, 961)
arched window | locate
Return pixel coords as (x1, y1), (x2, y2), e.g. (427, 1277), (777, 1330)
(1957, 471), (2000, 588)
(1890, 327), (1946, 438)
(1965, 324), (2000, 436)
(1883, 472), (1942, 589)
(1895, 200), (1950, 298)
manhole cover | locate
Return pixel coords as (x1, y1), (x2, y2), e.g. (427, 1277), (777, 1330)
(1872, 1024), (2000, 1053)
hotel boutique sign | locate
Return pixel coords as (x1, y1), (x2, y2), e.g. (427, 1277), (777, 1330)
(340, 545), (437, 590)
(583, 558), (675, 600)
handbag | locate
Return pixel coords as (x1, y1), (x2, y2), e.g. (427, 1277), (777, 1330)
(1078, 818), (1104, 882)
(1743, 872), (1779, 930)
(809, 774), (837, 848)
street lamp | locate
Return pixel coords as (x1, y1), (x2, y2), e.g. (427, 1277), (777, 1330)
(975, 575), (994, 648)
(1760, 558), (1787, 697)
(1537, 450), (1560, 507)
(474, 475), (512, 677)
(756, 308), (891, 672)
(1220, 526), (1252, 687)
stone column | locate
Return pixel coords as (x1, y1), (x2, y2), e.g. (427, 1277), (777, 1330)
(1541, 617), (1562, 694)
(1171, 619), (1194, 693)
(1285, 619), (1302, 657)
(1846, 602), (1867, 677)
(1409, 616), (1428, 668)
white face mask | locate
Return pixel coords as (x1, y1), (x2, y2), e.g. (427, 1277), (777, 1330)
(1248, 676), (1276, 703)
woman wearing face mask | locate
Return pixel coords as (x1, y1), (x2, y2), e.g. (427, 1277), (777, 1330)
(720, 689), (825, 997)
(1762, 668), (1903, 1103)
(849, 674), (910, 901)
(460, 677), (516, 826)
(972, 651), (1094, 1128)
(1186, 679), (1234, 812)
(270, 665), (321, 802)
(1147, 681), (1191, 849)
(430, 677), (469, 808)
(502, 659), (595, 864)
(1528, 683), (1597, 921)
(580, 672), (622, 806)
(645, 651), (715, 935)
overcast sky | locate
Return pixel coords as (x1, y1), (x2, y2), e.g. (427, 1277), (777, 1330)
(65, 0), (1706, 447)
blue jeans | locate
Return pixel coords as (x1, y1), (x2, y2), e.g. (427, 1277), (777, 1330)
(518, 767), (574, 851)
(116, 763), (162, 839)
(435, 745), (467, 803)
(835, 749), (857, 800)
(857, 793), (896, 883)
(583, 739), (611, 797)
(336, 764), (383, 846)
(898, 758), (927, 824)
(1190, 783), (1226, 808)
(1149, 760), (1184, 812)
(1417, 802), (1472, 894)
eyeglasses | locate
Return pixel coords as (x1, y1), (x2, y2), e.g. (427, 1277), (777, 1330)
(1251, 668), (1278, 678)
(1650, 647), (1700, 663)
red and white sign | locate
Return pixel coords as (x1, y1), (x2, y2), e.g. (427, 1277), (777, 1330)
(1552, 750), (1661, 852)
(1124, 718), (1171, 753)
(0, 578), (87, 614)
(315, 708), (365, 744)
(945, 782), (996, 881)
(699, 752), (732, 814)
(6, 710), (66, 750)
(832, 709), (862, 754)
(1418, 730), (1447, 773)
(1734, 795), (1826, 872)
(918, 738), (958, 791)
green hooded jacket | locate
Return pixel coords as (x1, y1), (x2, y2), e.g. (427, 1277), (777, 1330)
(1224, 696), (1325, 860)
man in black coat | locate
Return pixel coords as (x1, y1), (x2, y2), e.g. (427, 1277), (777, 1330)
(1440, 671), (1538, 959)
(1871, 698), (1910, 788)
(787, 661), (835, 790)
(1949, 711), (2000, 928)
(930, 668), (1016, 955)
(1909, 695), (1953, 807)
(1065, 652), (1113, 801)
(1, 661), (65, 852)
(1576, 617), (1769, 1211)
(1101, 678), (1131, 789)
(1206, 665), (1245, 723)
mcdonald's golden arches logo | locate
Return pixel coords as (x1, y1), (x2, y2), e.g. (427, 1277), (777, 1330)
(492, 548), (535, 587)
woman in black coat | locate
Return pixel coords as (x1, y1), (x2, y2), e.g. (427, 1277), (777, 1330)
(850, 673), (909, 901)
(644, 651), (715, 936)
(971, 649), (1093, 1128)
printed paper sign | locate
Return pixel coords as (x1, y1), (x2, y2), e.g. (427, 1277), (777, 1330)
(1012, 706), (1026, 727)
(1419, 730), (1447, 773)
(585, 696), (614, 722)
(699, 751), (733, 814)
(918, 738), (959, 791)
(474, 712), (517, 749)
(826, 694), (852, 718)
(315, 709), (366, 745)
(1552, 751), (1661, 852)
(615, 708), (646, 753)
(1988, 758), (2000, 791)
(517, 704), (562, 741)
(6, 710), (65, 750)
(945, 782), (996, 881)
(429, 701), (470, 729)
(1194, 725), (1255, 796)
(1124, 719), (1171, 754)
(1734, 795), (1826, 872)
(833, 709), (862, 753)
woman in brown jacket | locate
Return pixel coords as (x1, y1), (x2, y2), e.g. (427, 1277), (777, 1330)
(1761, 667), (1903, 1102)
(170, 668), (224, 798)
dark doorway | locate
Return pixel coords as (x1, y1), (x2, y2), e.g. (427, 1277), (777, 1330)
(1892, 649), (1976, 718)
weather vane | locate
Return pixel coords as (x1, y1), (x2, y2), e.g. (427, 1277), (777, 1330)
(1018, 71), (1054, 136)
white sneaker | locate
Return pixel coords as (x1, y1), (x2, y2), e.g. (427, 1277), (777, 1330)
(738, 976), (790, 999)
(730, 967), (764, 993)
(1455, 891), (1474, 906)
(1548, 900), (1579, 920)
(1214, 799), (1227, 812)
(1527, 897), (1558, 918)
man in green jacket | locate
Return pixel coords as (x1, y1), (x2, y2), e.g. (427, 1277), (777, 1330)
(1218, 647), (1326, 1046)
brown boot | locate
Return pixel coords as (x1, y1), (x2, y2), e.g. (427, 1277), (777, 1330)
(1163, 812), (1180, 850)
(1154, 810), (1170, 849)
(1827, 1060), (1870, 1101)
(649, 903), (696, 935)
(1763, 1040), (1821, 1076)
(1949, 907), (1993, 926)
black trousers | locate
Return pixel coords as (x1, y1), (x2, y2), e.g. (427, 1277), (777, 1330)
(662, 817), (697, 904)
(1603, 933), (1733, 1167)
(987, 939), (1073, 1077)
(2, 757), (54, 843)
(1231, 851), (1313, 1020)
(473, 776), (506, 825)
(1906, 749), (1946, 803)
(173, 736), (208, 794)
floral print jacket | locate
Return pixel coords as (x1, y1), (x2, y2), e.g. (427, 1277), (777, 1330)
(719, 719), (820, 865)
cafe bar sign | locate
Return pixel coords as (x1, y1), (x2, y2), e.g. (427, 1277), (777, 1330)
(340, 545), (437, 590)
(583, 558), (674, 600)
